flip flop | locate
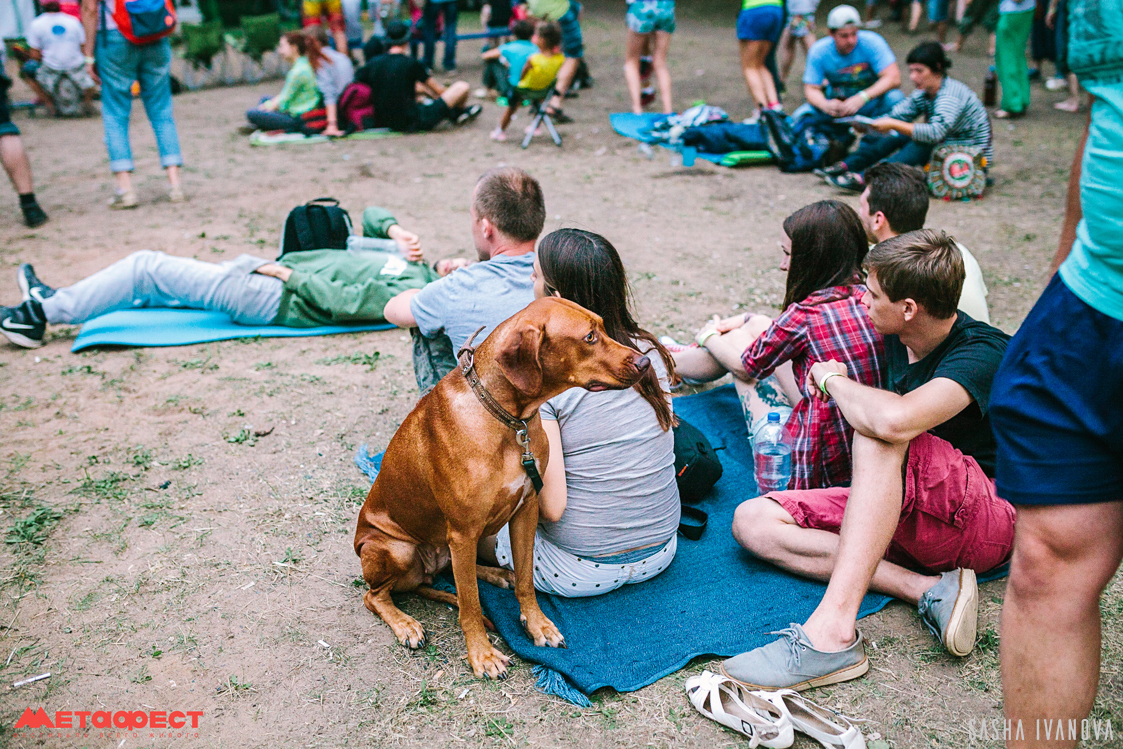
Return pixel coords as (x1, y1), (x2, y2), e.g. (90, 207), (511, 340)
(757, 689), (866, 749)
(685, 670), (794, 748)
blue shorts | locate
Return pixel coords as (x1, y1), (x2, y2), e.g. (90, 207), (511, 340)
(990, 275), (1123, 506)
(627, 0), (676, 34)
(927, 0), (950, 23)
(737, 5), (784, 42)
(558, 3), (584, 58)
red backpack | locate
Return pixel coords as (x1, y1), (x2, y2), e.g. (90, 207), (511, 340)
(110, 0), (177, 45)
(338, 82), (376, 133)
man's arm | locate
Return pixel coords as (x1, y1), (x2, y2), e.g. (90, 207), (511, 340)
(804, 83), (842, 116)
(838, 62), (902, 116)
(482, 47), (503, 60)
(81, 0), (100, 83)
(1048, 110), (1090, 276)
(421, 76), (446, 98)
(383, 289), (420, 328)
(810, 361), (973, 444)
(27, 48), (42, 62)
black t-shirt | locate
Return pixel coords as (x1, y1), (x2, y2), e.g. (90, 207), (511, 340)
(488, 0), (513, 28)
(885, 313), (1010, 477)
(354, 53), (431, 132)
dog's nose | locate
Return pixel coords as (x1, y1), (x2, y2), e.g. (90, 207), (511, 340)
(633, 354), (651, 372)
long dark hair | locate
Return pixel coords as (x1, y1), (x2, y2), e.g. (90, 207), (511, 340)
(282, 30), (325, 71)
(536, 229), (677, 432)
(781, 200), (869, 309)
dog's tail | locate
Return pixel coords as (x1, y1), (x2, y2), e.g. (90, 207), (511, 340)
(415, 586), (496, 632)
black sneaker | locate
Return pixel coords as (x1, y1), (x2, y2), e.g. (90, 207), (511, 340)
(813, 163), (847, 179)
(825, 172), (865, 193)
(0, 302), (45, 348)
(455, 103), (483, 125)
(21, 200), (48, 228)
(18, 263), (55, 304)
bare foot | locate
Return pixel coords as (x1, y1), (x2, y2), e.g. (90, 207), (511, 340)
(1054, 99), (1081, 113)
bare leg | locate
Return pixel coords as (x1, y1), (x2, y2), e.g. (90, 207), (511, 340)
(773, 361), (801, 405)
(333, 27), (350, 58)
(22, 76), (56, 115)
(908, 0), (922, 30)
(651, 30), (673, 114)
(740, 40), (778, 109)
(1001, 502), (1123, 749)
(623, 30), (648, 114)
(440, 80), (471, 110)
(114, 170), (133, 194)
(778, 24), (796, 82)
(673, 346), (732, 382)
(0, 134), (34, 194)
(166, 164), (181, 189)
(801, 433), (909, 650)
(733, 496), (939, 604)
(548, 56), (579, 111)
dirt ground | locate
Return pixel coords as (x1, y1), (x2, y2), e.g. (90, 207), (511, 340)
(1, 2), (1120, 747)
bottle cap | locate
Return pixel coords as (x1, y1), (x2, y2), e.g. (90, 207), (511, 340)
(768, 412), (781, 422)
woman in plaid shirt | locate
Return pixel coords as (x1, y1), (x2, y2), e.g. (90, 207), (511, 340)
(670, 201), (886, 490)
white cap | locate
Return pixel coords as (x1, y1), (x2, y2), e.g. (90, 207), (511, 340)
(827, 4), (862, 29)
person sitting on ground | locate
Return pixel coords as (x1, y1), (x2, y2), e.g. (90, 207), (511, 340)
(382, 167), (544, 392)
(305, 25), (354, 137)
(858, 162), (991, 323)
(668, 201), (885, 491)
(490, 20), (564, 142)
(796, 5), (902, 130)
(478, 229), (681, 596)
(0, 207), (471, 349)
(352, 20), (482, 133)
(821, 43), (993, 193)
(20, 1), (97, 117)
(481, 19), (537, 101)
(246, 32), (326, 134)
(723, 230), (1016, 693)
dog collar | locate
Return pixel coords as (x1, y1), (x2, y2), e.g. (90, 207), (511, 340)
(458, 327), (544, 493)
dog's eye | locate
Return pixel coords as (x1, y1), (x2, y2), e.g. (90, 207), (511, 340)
(584, 332), (597, 344)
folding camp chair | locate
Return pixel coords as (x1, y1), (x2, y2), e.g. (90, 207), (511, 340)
(520, 83), (562, 149)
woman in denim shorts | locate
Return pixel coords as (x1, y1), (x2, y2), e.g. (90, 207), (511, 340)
(737, 0), (785, 116)
(624, 0), (675, 114)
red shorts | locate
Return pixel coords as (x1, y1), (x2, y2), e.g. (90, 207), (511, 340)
(768, 432), (1016, 574)
(302, 0), (345, 32)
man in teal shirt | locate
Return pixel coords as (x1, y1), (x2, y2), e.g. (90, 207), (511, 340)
(990, 1), (1123, 744)
(0, 207), (469, 349)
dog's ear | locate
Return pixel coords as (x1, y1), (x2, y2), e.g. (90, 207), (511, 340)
(496, 324), (544, 396)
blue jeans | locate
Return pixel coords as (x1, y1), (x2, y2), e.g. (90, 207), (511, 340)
(96, 30), (183, 173)
(422, 0), (459, 71)
(842, 132), (934, 174)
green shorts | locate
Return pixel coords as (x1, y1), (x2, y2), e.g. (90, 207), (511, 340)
(627, 0), (676, 34)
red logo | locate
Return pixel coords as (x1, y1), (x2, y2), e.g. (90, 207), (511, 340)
(15, 706), (203, 730)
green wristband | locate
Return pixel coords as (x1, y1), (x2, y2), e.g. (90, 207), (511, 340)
(818, 371), (844, 396)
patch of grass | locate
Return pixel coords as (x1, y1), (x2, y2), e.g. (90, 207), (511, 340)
(5, 506), (64, 546)
(73, 471), (133, 503)
(225, 429), (257, 446)
(976, 626), (1000, 654)
(130, 665), (152, 684)
(281, 547), (302, 565)
(315, 350), (382, 371)
(218, 675), (255, 696)
(130, 446), (153, 470)
(484, 716), (514, 739)
(61, 364), (104, 377)
(174, 356), (218, 372)
(171, 454), (204, 470)
(253, 362), (276, 371)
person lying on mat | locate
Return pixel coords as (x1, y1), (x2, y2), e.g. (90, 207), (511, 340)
(666, 200), (885, 491)
(0, 207), (471, 350)
(246, 32), (328, 135)
(722, 230), (1016, 692)
(477, 228), (681, 597)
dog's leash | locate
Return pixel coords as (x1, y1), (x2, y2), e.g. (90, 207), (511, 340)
(457, 327), (544, 493)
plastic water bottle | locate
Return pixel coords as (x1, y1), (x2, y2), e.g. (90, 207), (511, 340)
(753, 412), (792, 493)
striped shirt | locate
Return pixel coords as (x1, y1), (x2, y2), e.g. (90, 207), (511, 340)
(889, 76), (993, 166)
(741, 285), (886, 490)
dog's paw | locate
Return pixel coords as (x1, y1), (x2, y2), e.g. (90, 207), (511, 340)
(521, 612), (566, 649)
(391, 616), (427, 649)
(468, 642), (511, 680)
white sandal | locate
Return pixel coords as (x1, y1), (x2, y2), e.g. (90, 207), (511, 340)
(685, 670), (794, 748)
(758, 689), (866, 749)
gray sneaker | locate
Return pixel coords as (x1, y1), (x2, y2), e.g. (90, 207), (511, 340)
(720, 623), (869, 691)
(918, 568), (978, 656)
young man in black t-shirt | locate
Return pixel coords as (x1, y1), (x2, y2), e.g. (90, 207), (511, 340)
(353, 21), (481, 133)
(724, 229), (1016, 692)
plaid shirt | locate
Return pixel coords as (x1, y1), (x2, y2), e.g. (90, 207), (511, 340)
(742, 285), (886, 490)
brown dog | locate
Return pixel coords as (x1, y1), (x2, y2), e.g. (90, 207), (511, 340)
(354, 297), (651, 678)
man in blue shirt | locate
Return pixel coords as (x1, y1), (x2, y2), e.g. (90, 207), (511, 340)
(990, 1), (1123, 743)
(382, 167), (544, 393)
(796, 4), (902, 125)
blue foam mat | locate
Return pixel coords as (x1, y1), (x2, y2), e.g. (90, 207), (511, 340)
(357, 385), (907, 699)
(609, 113), (727, 164)
(71, 309), (395, 351)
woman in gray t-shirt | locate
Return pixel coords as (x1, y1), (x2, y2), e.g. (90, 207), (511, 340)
(487, 229), (681, 597)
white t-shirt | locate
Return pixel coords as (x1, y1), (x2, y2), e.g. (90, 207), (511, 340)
(27, 12), (86, 71)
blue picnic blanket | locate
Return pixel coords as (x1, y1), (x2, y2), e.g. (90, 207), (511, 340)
(71, 308), (394, 352)
(610, 113), (770, 165)
(355, 385), (900, 701)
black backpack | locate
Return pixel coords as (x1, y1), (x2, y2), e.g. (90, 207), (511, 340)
(673, 417), (723, 505)
(278, 198), (354, 259)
